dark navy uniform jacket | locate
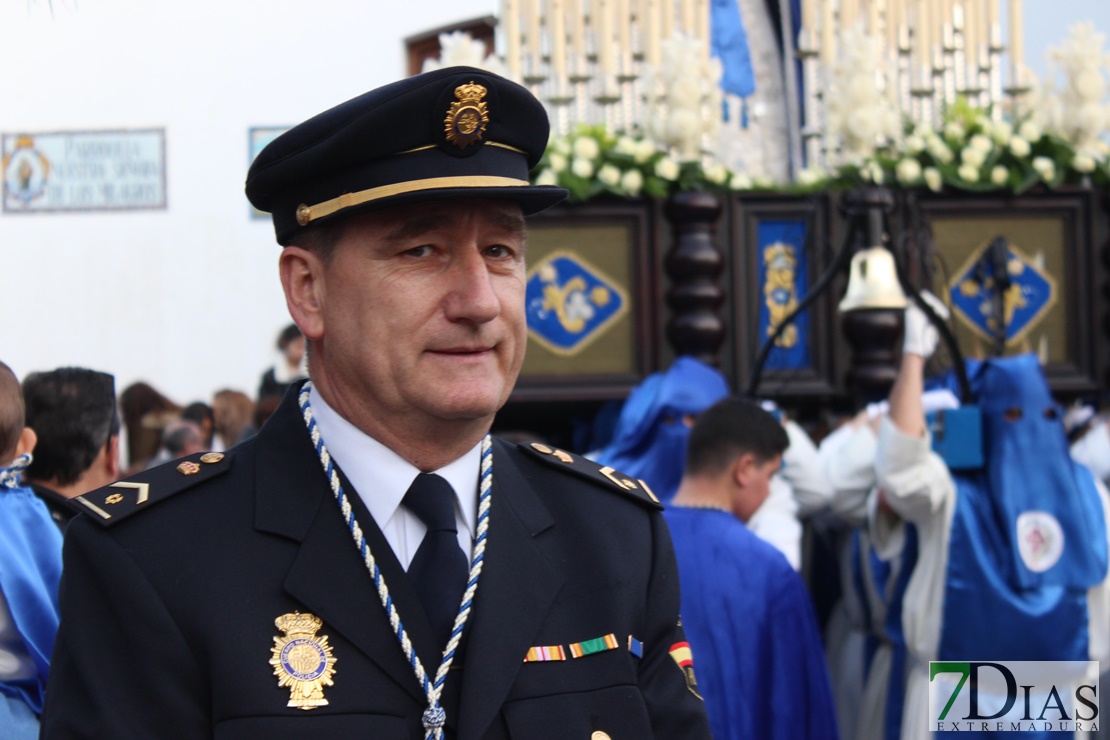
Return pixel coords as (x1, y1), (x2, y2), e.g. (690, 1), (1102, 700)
(41, 387), (711, 739)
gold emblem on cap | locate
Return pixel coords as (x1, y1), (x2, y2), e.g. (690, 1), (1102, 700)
(200, 452), (224, 464)
(177, 461), (201, 475)
(270, 612), (337, 710)
(296, 204), (311, 226)
(444, 81), (489, 149)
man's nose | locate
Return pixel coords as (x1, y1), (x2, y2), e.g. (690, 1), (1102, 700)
(442, 249), (500, 324)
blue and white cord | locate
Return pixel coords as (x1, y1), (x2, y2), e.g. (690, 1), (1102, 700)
(299, 382), (492, 740)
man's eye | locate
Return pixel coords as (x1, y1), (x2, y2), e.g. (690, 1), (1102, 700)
(485, 244), (515, 258)
(404, 245), (435, 257)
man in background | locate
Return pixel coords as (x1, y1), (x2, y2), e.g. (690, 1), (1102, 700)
(22, 367), (120, 530)
(665, 397), (838, 740)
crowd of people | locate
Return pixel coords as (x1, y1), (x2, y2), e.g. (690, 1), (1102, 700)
(2, 65), (1109, 739)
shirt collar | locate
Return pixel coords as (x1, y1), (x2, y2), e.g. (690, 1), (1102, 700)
(307, 386), (480, 537)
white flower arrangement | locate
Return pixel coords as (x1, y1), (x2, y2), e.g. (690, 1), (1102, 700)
(640, 34), (723, 161)
(824, 26), (901, 165)
(421, 31), (507, 77)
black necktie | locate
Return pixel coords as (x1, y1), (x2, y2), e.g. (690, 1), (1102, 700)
(403, 473), (469, 650)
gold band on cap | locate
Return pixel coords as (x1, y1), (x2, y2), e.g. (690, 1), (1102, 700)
(295, 175), (530, 226)
(395, 141), (526, 156)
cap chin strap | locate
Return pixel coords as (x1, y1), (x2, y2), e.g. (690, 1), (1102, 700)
(296, 175), (529, 226)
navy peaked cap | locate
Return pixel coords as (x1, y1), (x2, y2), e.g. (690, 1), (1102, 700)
(246, 66), (568, 245)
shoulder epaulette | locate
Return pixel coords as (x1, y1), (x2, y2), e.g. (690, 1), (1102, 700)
(517, 442), (662, 510)
(71, 450), (233, 527)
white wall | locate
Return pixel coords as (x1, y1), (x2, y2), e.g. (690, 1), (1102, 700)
(0, 0), (493, 404)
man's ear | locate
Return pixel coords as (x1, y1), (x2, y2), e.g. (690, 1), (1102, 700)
(279, 247), (327, 341)
(731, 453), (756, 490)
(105, 434), (121, 480)
(15, 427), (36, 458)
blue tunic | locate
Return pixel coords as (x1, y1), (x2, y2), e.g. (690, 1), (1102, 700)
(665, 507), (839, 740)
(0, 482), (63, 717)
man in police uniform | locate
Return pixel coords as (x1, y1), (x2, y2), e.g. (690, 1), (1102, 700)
(42, 67), (712, 739)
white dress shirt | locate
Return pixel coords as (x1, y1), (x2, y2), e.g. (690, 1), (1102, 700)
(308, 386), (480, 570)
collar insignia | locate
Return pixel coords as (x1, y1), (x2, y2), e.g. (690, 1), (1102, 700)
(444, 82), (489, 149)
(269, 612), (337, 710)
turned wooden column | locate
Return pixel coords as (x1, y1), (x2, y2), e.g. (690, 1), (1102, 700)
(663, 191), (725, 366)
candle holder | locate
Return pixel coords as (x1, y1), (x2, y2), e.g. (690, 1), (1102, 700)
(897, 28), (913, 122)
(797, 29), (824, 169)
(942, 24), (958, 106)
(987, 24), (1005, 120)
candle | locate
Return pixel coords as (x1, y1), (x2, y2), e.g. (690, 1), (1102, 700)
(644, 0), (661, 65)
(841, 0), (859, 29)
(550, 0), (568, 79)
(568, 0), (585, 61)
(597, 0), (614, 74)
(886, 0), (901, 50)
(914, 0), (930, 71)
(802, 0), (816, 33)
(503, 0), (522, 80)
(696, 0), (710, 48)
(1008, 0), (1022, 78)
(526, 0), (543, 70)
(661, 0), (674, 42)
(965, 0), (979, 68)
(868, 0), (881, 36)
(616, 0), (631, 57)
(821, 0), (836, 65)
(681, 0), (695, 36)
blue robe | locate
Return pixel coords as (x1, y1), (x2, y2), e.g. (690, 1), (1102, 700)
(0, 482), (63, 717)
(596, 358), (729, 502)
(665, 507), (839, 740)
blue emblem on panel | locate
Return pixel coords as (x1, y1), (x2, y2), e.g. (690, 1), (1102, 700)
(757, 220), (810, 370)
(947, 241), (1057, 346)
(526, 251), (628, 356)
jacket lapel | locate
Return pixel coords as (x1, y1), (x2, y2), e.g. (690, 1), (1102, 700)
(252, 389), (429, 704)
(457, 440), (563, 740)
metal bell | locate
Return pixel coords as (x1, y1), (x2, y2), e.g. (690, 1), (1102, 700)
(838, 247), (909, 312)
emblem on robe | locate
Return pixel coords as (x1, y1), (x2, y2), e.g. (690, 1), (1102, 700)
(1016, 511), (1065, 573)
(270, 612), (337, 710)
(444, 82), (489, 149)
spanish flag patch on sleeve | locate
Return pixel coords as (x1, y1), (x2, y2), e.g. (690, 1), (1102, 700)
(669, 641), (703, 699)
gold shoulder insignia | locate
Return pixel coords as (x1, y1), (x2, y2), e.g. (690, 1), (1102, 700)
(71, 450), (233, 527)
(517, 442), (662, 509)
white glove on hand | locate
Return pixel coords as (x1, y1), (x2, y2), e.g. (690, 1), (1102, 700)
(903, 290), (950, 359)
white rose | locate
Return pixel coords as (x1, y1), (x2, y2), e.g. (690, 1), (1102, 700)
(1032, 156), (1055, 180)
(796, 168), (821, 186)
(1073, 153), (1097, 173)
(752, 175), (774, 189)
(1009, 136), (1031, 158)
(958, 163), (981, 182)
(1019, 120), (1042, 142)
(535, 168), (558, 187)
(614, 136), (638, 155)
(655, 157), (680, 181)
(961, 147), (986, 168)
(598, 164), (622, 186)
(927, 136), (954, 163)
(906, 135), (927, 154)
(990, 121), (1013, 145)
(867, 161), (885, 184)
(991, 165), (1009, 185)
(944, 121), (965, 141)
(896, 158), (923, 184)
(620, 169), (643, 195)
(572, 136), (600, 160)
(704, 163), (728, 184)
(553, 137), (571, 155)
(549, 152), (568, 173)
(924, 167), (943, 192)
(634, 139), (658, 164)
(970, 134), (993, 154)
(572, 157), (595, 179)
(731, 172), (754, 189)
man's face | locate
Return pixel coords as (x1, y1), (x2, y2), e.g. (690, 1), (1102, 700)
(311, 199), (528, 431)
